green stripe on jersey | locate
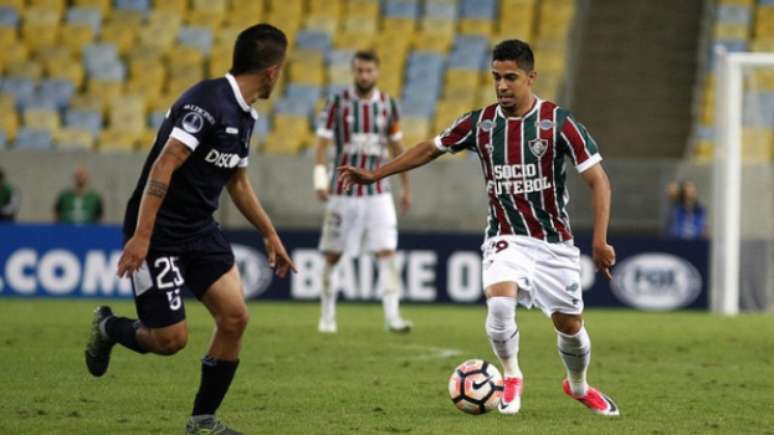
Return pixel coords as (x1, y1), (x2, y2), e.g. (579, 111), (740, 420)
(522, 110), (560, 242)
(491, 118), (527, 236)
(352, 100), (360, 132)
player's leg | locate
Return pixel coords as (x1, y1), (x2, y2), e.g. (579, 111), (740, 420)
(485, 281), (524, 414)
(318, 196), (351, 333)
(537, 241), (618, 416)
(552, 312), (619, 416)
(374, 250), (411, 332)
(186, 264), (247, 434)
(366, 193), (409, 332)
(318, 252), (341, 333)
(481, 237), (536, 414)
(85, 254), (189, 376)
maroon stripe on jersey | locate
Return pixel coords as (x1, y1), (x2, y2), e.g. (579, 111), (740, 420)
(375, 155), (383, 194)
(363, 103), (371, 133)
(507, 119), (545, 240)
(539, 102), (572, 240)
(477, 105), (512, 235)
(356, 154), (367, 196)
(562, 118), (591, 163)
(325, 99), (337, 130)
(441, 113), (474, 148)
(335, 152), (349, 195)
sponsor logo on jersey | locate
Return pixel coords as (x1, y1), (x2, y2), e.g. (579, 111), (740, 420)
(537, 119), (555, 130)
(478, 119), (495, 132)
(528, 138), (548, 158)
(182, 104), (215, 124)
(182, 112), (204, 134)
(488, 163), (552, 195)
(205, 149), (242, 168)
(610, 253), (702, 310)
(226, 127), (239, 135)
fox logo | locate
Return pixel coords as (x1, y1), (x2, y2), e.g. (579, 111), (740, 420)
(205, 149), (241, 168)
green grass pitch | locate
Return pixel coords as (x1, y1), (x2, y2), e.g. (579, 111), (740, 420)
(1, 300), (773, 434)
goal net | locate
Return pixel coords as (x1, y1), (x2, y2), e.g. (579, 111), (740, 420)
(711, 48), (774, 314)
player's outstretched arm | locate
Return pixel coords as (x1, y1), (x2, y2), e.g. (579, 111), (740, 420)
(117, 139), (191, 277)
(581, 163), (615, 281)
(338, 140), (442, 191)
(227, 167), (297, 278)
(313, 137), (332, 201)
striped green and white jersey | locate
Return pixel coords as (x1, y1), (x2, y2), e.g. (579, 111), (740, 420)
(433, 98), (602, 243)
(317, 87), (402, 197)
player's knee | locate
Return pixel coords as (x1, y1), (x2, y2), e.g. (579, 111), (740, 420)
(217, 307), (249, 336)
(155, 333), (187, 355)
(552, 312), (582, 335)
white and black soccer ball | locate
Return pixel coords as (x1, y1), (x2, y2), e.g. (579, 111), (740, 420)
(448, 359), (503, 414)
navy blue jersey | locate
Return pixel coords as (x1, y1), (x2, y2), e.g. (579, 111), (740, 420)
(123, 74), (257, 247)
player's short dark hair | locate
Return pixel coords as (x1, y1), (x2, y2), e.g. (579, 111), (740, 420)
(230, 23), (288, 75)
(492, 39), (535, 72)
(352, 50), (380, 66)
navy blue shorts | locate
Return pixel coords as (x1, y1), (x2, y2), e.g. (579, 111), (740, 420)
(128, 230), (235, 328)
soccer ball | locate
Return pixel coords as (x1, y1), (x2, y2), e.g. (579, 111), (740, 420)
(448, 359), (503, 414)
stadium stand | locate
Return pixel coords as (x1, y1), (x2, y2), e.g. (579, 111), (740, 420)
(692, 0), (774, 162)
(0, 0), (576, 153)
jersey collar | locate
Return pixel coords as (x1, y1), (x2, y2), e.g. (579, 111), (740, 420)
(348, 85), (381, 102)
(496, 96), (541, 120)
(225, 73), (259, 119)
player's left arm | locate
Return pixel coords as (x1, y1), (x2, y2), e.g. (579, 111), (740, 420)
(227, 168), (296, 277)
(387, 137), (411, 214)
(581, 164), (615, 281)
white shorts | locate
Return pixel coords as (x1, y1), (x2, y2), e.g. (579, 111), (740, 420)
(482, 235), (584, 316)
(318, 193), (397, 256)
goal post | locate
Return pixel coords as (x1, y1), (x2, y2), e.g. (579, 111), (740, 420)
(711, 48), (774, 315)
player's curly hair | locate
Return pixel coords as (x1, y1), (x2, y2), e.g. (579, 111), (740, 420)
(492, 39), (535, 72)
(230, 24), (288, 75)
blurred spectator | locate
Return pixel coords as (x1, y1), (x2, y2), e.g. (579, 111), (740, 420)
(0, 167), (20, 221)
(54, 167), (104, 224)
(666, 180), (706, 239)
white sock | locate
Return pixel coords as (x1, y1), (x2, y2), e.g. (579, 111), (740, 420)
(485, 297), (523, 379)
(557, 326), (591, 397)
(378, 256), (401, 323)
(320, 262), (336, 322)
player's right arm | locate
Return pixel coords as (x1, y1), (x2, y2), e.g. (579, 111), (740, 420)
(117, 139), (191, 278)
(313, 96), (338, 201)
(338, 141), (442, 190)
(338, 111), (476, 189)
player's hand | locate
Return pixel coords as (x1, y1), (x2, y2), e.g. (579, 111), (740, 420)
(399, 187), (411, 214)
(592, 242), (616, 281)
(316, 189), (329, 202)
(264, 233), (297, 278)
(116, 235), (150, 278)
(337, 165), (376, 191)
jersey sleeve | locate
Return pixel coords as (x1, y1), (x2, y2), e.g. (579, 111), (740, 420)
(558, 113), (602, 173)
(387, 96), (402, 142)
(433, 112), (477, 153)
(168, 92), (218, 152)
(316, 96), (338, 140)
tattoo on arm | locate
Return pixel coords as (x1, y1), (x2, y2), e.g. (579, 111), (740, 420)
(146, 180), (168, 198)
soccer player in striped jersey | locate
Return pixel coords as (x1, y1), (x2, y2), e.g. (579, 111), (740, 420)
(339, 40), (620, 416)
(313, 50), (413, 334)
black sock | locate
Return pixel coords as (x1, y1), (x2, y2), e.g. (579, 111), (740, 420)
(192, 356), (240, 416)
(103, 317), (147, 354)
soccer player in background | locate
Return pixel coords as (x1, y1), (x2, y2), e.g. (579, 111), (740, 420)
(84, 24), (296, 434)
(313, 51), (413, 334)
(339, 40), (620, 416)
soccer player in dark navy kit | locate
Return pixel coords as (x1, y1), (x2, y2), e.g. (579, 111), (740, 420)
(84, 24), (295, 435)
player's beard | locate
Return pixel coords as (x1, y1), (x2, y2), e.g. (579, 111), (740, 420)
(355, 81), (375, 95)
